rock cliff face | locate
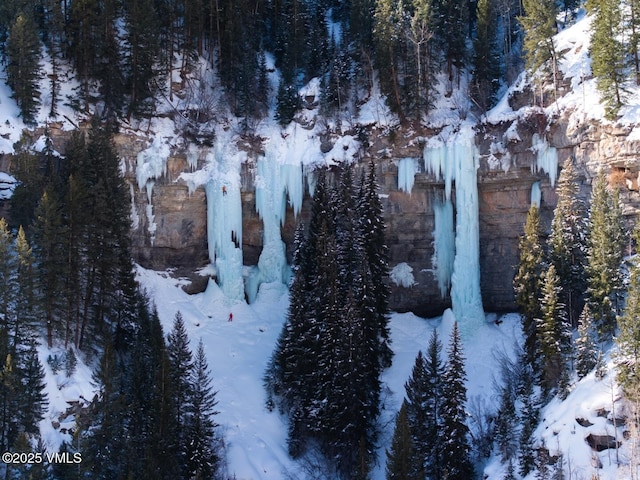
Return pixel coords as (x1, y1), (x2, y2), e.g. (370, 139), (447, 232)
(120, 98), (640, 316)
(2, 88), (638, 317)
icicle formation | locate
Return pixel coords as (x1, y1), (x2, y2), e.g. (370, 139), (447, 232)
(252, 150), (304, 300)
(432, 196), (454, 298)
(136, 136), (172, 246)
(531, 134), (559, 187)
(397, 157), (418, 194)
(424, 126), (484, 335)
(530, 181), (541, 208)
(205, 143), (244, 302)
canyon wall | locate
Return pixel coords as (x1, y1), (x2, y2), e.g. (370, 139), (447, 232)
(120, 99), (640, 316)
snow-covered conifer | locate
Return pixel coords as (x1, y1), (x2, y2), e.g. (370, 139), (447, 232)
(548, 157), (587, 327)
(440, 322), (473, 479)
(576, 304), (598, 379)
(514, 205), (546, 369)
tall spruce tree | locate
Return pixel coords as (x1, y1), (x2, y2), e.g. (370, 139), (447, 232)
(440, 322), (473, 480)
(472, 0), (502, 111)
(519, 368), (539, 477)
(358, 160), (393, 368)
(32, 188), (65, 347)
(185, 339), (220, 480)
(616, 222), (640, 401)
(14, 226), (39, 350)
(404, 330), (444, 479)
(167, 310), (193, 473)
(548, 158), (587, 327)
(576, 304), (598, 379)
(0, 219), (17, 327)
(586, 171), (626, 340)
(385, 400), (420, 480)
(536, 264), (571, 396)
(588, 0), (626, 118)
(514, 205), (546, 369)
(6, 13), (41, 124)
(519, 0), (557, 76)
(16, 340), (47, 437)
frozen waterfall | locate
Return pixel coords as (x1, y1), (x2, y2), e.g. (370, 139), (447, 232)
(250, 151), (304, 302)
(432, 196), (455, 298)
(205, 144), (245, 302)
(531, 134), (559, 187)
(424, 127), (484, 335)
(397, 157), (418, 194)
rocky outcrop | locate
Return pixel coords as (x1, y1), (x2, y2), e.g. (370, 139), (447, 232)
(2, 100), (638, 315)
(119, 106), (640, 315)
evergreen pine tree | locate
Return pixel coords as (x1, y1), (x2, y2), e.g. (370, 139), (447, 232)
(576, 304), (598, 379)
(358, 160), (393, 368)
(519, 0), (558, 76)
(494, 381), (518, 462)
(588, 0), (626, 118)
(167, 310), (194, 472)
(519, 370), (539, 477)
(436, 0), (469, 86)
(514, 205), (546, 369)
(385, 400), (420, 480)
(537, 264), (571, 396)
(616, 222), (640, 401)
(124, 0), (160, 116)
(548, 158), (587, 327)
(16, 340), (47, 436)
(472, 0), (502, 111)
(373, 0), (403, 116)
(6, 13), (41, 124)
(404, 330), (444, 479)
(14, 226), (39, 350)
(185, 339), (220, 480)
(586, 171), (626, 340)
(0, 219), (17, 328)
(275, 79), (301, 127)
(0, 353), (18, 452)
(440, 322), (473, 480)
(32, 187), (65, 347)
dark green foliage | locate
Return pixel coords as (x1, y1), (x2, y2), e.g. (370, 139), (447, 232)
(586, 171), (626, 340)
(0, 219), (17, 328)
(6, 13), (41, 124)
(588, 0), (626, 118)
(514, 205), (546, 369)
(124, 0), (160, 117)
(576, 305), (598, 379)
(167, 310), (194, 472)
(536, 264), (571, 396)
(616, 222), (640, 401)
(495, 381), (518, 462)
(436, 0), (470, 84)
(440, 322), (473, 480)
(266, 165), (391, 477)
(275, 79), (301, 127)
(32, 187), (65, 347)
(519, 371), (540, 477)
(548, 158), (587, 328)
(404, 331), (444, 479)
(472, 0), (502, 111)
(358, 160), (393, 368)
(16, 341), (47, 436)
(519, 0), (557, 75)
(185, 339), (220, 480)
(385, 401), (419, 480)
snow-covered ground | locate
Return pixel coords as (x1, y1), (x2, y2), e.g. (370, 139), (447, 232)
(33, 265), (635, 480)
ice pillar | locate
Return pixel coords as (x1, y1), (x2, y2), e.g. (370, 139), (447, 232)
(250, 150), (304, 302)
(424, 128), (484, 335)
(205, 144), (245, 302)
